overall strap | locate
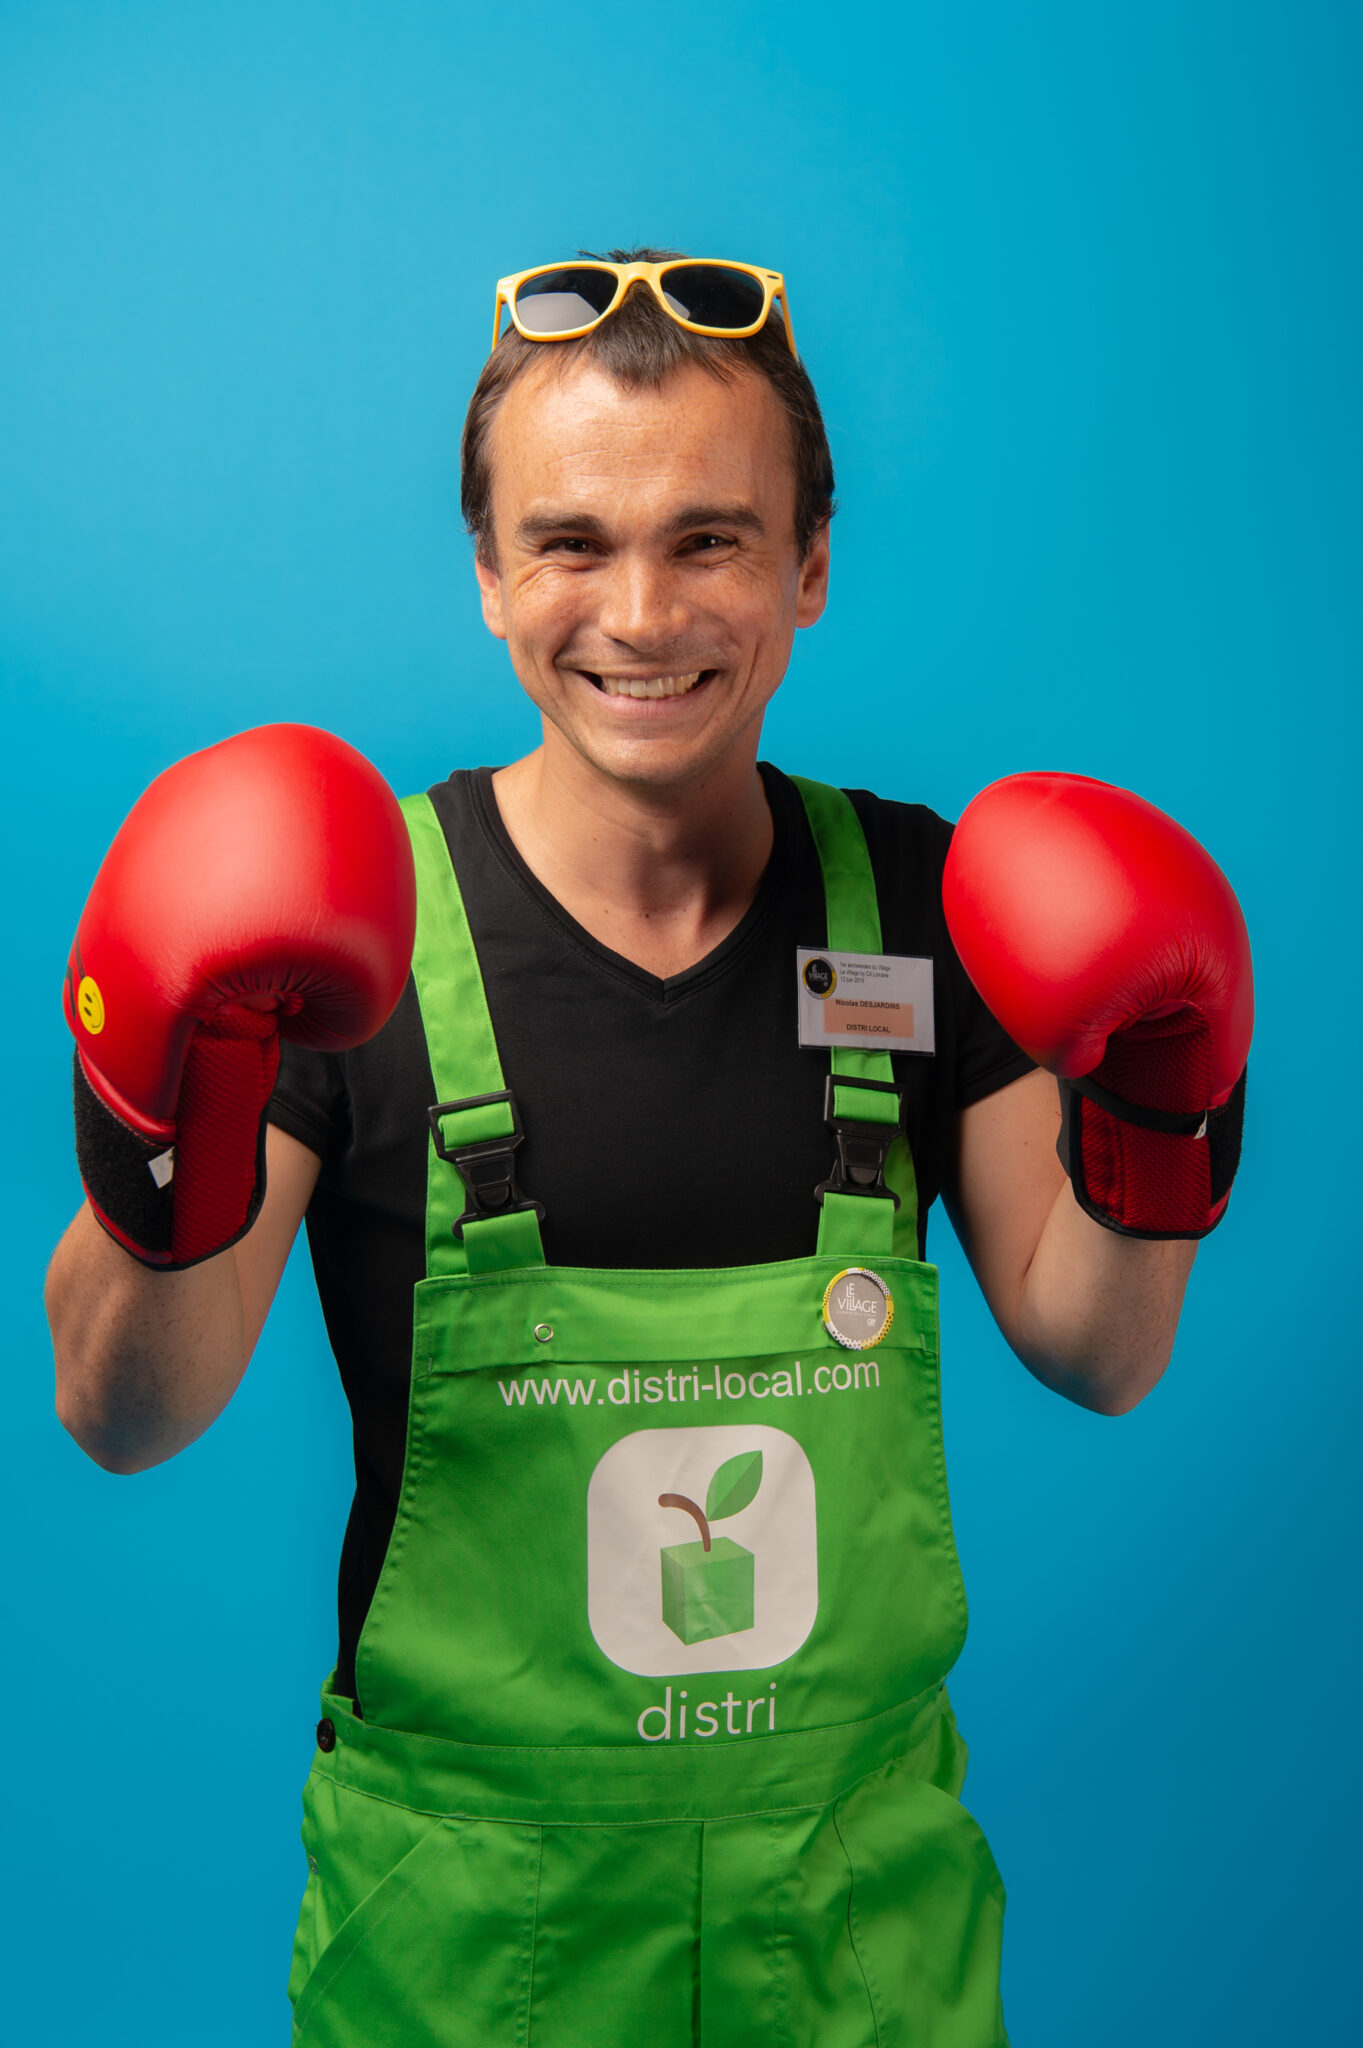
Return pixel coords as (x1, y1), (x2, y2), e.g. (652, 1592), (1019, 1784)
(402, 794), (547, 1279)
(789, 777), (921, 1263)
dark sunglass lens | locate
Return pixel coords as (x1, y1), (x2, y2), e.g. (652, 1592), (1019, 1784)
(660, 263), (767, 331)
(513, 267), (617, 334)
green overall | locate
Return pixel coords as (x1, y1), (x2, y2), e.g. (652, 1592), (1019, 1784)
(288, 780), (1009, 2047)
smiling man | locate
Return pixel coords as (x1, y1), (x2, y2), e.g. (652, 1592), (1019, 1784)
(49, 249), (1252, 2047)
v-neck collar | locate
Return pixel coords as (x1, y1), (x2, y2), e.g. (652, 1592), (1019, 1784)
(464, 762), (803, 1005)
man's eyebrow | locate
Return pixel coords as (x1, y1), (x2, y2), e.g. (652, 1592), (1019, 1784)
(666, 503), (765, 537)
(513, 503), (767, 545)
(515, 510), (611, 544)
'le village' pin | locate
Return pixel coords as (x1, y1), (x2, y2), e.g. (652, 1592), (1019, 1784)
(822, 1268), (895, 1351)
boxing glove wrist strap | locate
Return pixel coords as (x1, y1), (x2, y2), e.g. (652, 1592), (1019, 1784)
(1066, 1072), (1214, 1138)
(1057, 1065), (1247, 1241)
(74, 1053), (182, 1263)
(73, 1004), (280, 1270)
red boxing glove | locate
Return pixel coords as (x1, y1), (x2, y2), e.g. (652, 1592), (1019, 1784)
(942, 772), (1253, 1238)
(65, 724), (417, 1268)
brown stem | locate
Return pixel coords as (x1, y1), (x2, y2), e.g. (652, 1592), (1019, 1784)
(659, 1492), (711, 1551)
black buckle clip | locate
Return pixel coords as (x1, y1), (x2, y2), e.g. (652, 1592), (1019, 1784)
(427, 1090), (545, 1239)
(814, 1074), (902, 1209)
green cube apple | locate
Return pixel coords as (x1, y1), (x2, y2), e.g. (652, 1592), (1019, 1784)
(661, 1536), (755, 1645)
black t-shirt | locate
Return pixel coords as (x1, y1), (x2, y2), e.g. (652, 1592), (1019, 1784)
(270, 764), (1034, 1700)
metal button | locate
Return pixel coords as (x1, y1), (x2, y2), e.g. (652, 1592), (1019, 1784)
(316, 1717), (336, 1753)
(533, 1323), (554, 1343)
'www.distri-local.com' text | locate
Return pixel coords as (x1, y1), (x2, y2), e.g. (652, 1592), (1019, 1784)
(498, 1360), (880, 1409)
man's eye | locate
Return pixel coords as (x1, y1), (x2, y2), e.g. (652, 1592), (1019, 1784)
(686, 533), (732, 553)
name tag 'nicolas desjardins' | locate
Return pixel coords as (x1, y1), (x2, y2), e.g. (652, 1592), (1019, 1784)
(795, 948), (936, 1054)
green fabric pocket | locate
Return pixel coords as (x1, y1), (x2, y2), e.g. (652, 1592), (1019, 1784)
(289, 1772), (538, 2044)
(832, 1755), (1009, 2048)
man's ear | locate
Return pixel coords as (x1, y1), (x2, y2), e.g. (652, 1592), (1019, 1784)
(795, 521), (831, 629)
(474, 547), (507, 640)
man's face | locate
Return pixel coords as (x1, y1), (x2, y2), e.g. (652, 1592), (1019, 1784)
(474, 357), (829, 793)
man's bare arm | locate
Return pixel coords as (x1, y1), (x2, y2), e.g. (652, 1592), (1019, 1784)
(48, 1124), (321, 1474)
(946, 1067), (1196, 1415)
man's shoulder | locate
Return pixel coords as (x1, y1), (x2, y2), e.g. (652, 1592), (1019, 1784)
(407, 768), (481, 813)
(843, 784), (953, 850)
(764, 765), (954, 868)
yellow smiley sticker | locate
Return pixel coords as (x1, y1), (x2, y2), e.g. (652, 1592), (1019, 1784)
(76, 975), (105, 1035)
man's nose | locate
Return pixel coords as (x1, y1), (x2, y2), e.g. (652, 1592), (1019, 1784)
(595, 555), (690, 653)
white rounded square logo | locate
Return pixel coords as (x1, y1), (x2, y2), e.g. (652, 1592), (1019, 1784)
(586, 1424), (818, 1676)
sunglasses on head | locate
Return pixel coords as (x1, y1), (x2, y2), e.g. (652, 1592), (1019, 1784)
(492, 258), (797, 357)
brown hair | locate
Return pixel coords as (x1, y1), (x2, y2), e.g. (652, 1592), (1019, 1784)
(461, 247), (836, 564)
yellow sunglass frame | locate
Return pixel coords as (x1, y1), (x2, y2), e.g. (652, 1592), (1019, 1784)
(492, 259), (797, 357)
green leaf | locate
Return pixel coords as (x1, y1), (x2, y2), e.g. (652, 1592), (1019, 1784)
(706, 1450), (763, 1524)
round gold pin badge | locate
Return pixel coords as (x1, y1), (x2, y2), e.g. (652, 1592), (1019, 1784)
(822, 1268), (895, 1351)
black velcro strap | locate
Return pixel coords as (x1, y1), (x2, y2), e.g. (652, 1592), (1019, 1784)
(1207, 1065), (1247, 1206)
(72, 1050), (273, 1270)
(73, 1052), (176, 1260)
(1067, 1071), (1211, 1137)
(1056, 1063), (1248, 1241)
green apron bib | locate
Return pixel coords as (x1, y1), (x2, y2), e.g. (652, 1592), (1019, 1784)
(288, 779), (1008, 2047)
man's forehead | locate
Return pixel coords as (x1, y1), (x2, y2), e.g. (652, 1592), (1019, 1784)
(490, 356), (785, 480)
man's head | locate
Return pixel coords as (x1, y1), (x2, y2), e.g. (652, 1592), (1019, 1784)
(462, 248), (835, 795)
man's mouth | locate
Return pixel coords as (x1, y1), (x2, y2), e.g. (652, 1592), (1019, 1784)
(584, 670), (713, 699)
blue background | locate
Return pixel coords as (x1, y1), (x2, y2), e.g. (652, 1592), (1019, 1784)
(4, 2), (1358, 2040)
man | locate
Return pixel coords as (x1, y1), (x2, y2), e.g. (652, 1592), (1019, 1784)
(48, 250), (1250, 2045)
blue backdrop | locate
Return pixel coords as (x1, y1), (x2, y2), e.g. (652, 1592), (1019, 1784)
(4, 3), (1358, 2041)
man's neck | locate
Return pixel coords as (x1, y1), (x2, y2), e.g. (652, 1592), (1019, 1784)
(491, 736), (774, 981)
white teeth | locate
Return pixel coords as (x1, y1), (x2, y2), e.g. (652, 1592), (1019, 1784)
(598, 671), (703, 699)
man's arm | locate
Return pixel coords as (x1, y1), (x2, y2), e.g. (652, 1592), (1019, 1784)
(48, 1124), (321, 1474)
(945, 1067), (1196, 1416)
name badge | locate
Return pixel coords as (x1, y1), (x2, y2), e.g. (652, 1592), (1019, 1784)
(796, 947), (935, 1054)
